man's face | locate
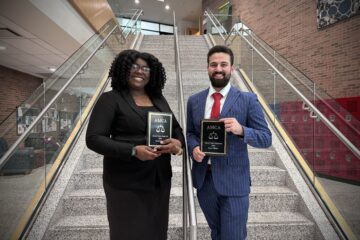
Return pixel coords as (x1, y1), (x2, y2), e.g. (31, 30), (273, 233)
(208, 53), (233, 89)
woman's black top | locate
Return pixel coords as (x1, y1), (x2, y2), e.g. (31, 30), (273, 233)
(86, 90), (184, 191)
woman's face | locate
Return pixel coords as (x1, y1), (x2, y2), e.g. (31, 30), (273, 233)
(128, 58), (150, 91)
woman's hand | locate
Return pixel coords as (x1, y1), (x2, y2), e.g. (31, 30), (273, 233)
(155, 138), (182, 155)
(134, 145), (161, 161)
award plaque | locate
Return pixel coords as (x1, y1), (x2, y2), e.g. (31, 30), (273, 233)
(147, 112), (172, 147)
(201, 120), (227, 155)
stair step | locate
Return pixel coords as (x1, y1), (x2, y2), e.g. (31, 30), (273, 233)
(62, 186), (298, 216)
(82, 148), (275, 169)
(46, 212), (314, 240)
(73, 165), (286, 189)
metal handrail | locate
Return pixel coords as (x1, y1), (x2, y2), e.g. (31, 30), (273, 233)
(120, 9), (139, 35)
(0, 24), (119, 169)
(204, 10), (226, 40)
(124, 9), (143, 39)
(233, 27), (359, 158)
(206, 9), (228, 36)
(173, 11), (197, 240)
(233, 27), (360, 136)
(205, 11), (360, 159)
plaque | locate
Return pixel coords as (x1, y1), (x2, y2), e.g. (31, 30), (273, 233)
(147, 112), (172, 147)
(201, 120), (226, 155)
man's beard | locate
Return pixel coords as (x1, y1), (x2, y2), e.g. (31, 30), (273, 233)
(209, 71), (231, 88)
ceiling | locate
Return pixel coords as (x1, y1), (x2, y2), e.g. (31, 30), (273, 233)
(0, 0), (203, 79)
(0, 16), (68, 78)
(0, 1), (89, 79)
(108, 0), (202, 25)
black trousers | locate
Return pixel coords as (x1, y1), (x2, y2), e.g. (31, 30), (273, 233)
(104, 180), (171, 240)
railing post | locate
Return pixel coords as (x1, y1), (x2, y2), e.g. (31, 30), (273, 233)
(173, 11), (197, 240)
(183, 154), (188, 240)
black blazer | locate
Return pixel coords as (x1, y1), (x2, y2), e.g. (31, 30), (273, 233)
(86, 90), (184, 191)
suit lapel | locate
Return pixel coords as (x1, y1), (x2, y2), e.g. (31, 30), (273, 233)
(119, 90), (147, 123)
(197, 89), (208, 119)
(221, 87), (240, 117)
(152, 96), (169, 113)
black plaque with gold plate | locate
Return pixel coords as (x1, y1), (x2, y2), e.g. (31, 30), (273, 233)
(147, 112), (172, 147)
(200, 119), (227, 155)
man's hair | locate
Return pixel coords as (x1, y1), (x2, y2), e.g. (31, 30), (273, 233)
(109, 50), (166, 98)
(207, 45), (234, 66)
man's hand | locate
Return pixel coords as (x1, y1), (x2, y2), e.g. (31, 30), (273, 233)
(192, 146), (205, 162)
(134, 145), (161, 161)
(220, 118), (244, 136)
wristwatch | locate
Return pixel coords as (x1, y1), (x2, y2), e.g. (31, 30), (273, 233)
(131, 146), (137, 157)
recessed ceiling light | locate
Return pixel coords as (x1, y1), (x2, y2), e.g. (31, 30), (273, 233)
(48, 67), (56, 72)
(157, 0), (164, 2)
(165, 4), (170, 10)
(135, 0), (140, 4)
(0, 46), (6, 51)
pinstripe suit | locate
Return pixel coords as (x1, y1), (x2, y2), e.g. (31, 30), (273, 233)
(187, 86), (272, 239)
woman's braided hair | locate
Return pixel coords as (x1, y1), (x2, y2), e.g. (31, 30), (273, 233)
(109, 50), (166, 98)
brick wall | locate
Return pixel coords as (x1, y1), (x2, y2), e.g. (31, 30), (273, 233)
(0, 66), (42, 123)
(229, 0), (360, 99)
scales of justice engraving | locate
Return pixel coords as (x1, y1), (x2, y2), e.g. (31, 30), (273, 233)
(208, 131), (219, 140)
(156, 125), (166, 133)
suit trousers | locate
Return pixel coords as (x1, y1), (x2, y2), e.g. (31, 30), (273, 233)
(197, 171), (249, 240)
(104, 180), (171, 240)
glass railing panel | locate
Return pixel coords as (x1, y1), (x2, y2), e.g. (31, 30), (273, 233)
(213, 13), (232, 33)
(275, 79), (316, 171)
(314, 85), (360, 184)
(204, 15), (224, 38)
(239, 27), (360, 238)
(0, 19), (118, 153)
(43, 33), (119, 185)
(314, 90), (360, 149)
(212, 35), (224, 46)
(0, 21), (124, 239)
(226, 36), (241, 68)
(246, 30), (360, 148)
(0, 120), (46, 240)
(238, 32), (319, 170)
(44, 21), (116, 106)
(43, 86), (82, 186)
(314, 117), (360, 238)
(247, 45), (276, 109)
(239, 35), (254, 82)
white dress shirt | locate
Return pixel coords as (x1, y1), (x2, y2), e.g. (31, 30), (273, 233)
(204, 82), (231, 119)
(204, 82), (231, 164)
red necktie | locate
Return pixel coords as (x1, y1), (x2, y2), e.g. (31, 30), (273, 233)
(210, 92), (222, 119)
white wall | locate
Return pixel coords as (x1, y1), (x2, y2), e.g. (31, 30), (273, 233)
(30, 0), (94, 44)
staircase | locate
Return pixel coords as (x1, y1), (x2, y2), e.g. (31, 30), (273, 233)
(177, 35), (318, 239)
(29, 35), (337, 240)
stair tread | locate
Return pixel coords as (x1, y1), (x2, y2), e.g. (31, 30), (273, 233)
(78, 165), (285, 174)
(67, 185), (297, 199)
(52, 212), (313, 229)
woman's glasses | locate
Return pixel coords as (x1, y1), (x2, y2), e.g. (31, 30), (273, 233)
(131, 64), (151, 73)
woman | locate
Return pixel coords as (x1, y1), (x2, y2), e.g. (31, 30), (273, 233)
(86, 50), (184, 239)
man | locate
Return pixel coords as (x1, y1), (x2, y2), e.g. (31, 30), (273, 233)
(186, 45), (272, 240)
